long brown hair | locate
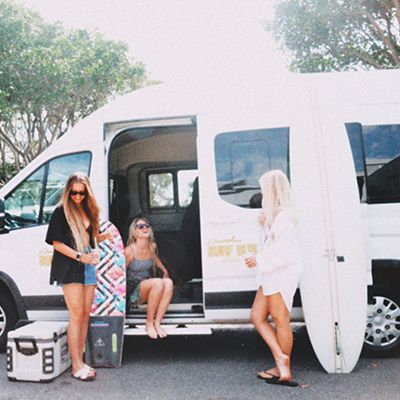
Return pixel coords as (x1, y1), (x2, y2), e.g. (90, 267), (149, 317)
(61, 172), (100, 252)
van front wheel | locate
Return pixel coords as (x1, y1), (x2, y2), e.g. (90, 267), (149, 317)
(364, 287), (400, 355)
(0, 292), (18, 352)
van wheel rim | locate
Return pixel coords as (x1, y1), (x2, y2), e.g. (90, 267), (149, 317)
(0, 305), (6, 336)
(365, 296), (400, 348)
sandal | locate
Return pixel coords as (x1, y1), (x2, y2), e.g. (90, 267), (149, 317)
(257, 371), (280, 382)
(72, 365), (96, 381)
(83, 363), (96, 375)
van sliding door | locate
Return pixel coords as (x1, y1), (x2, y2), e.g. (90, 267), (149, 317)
(197, 111), (293, 321)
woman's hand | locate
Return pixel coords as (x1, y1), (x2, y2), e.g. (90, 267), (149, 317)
(98, 230), (113, 243)
(245, 256), (257, 268)
(258, 211), (266, 227)
(81, 251), (100, 265)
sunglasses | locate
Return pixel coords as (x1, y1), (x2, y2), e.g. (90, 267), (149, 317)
(70, 190), (86, 196)
(136, 223), (150, 229)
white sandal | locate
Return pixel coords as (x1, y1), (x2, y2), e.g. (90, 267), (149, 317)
(83, 363), (96, 375)
(72, 365), (96, 381)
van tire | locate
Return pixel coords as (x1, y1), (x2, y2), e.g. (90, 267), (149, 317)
(0, 292), (18, 352)
(364, 286), (400, 356)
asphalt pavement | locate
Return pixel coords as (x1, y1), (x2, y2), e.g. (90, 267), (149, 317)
(0, 327), (399, 400)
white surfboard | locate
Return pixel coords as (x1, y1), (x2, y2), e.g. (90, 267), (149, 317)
(293, 77), (367, 373)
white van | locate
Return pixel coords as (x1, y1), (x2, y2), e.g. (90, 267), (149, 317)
(0, 70), (399, 359)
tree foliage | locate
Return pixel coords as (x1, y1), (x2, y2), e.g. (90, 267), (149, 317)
(0, 0), (147, 185)
(269, 0), (400, 72)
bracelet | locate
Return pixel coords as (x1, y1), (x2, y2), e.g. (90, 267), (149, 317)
(75, 252), (82, 262)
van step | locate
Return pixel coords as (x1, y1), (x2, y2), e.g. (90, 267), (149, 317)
(124, 324), (212, 336)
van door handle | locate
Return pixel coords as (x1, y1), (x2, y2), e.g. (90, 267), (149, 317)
(209, 217), (239, 225)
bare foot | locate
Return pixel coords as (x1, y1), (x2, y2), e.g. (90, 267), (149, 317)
(258, 366), (280, 379)
(276, 354), (292, 382)
(145, 322), (158, 339)
(154, 321), (167, 338)
(72, 363), (96, 379)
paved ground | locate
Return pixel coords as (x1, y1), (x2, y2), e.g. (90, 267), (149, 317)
(0, 327), (399, 400)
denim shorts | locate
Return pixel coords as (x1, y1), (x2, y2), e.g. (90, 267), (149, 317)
(84, 263), (97, 286)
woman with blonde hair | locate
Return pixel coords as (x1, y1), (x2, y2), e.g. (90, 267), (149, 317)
(125, 217), (173, 339)
(245, 169), (303, 387)
(45, 172), (110, 381)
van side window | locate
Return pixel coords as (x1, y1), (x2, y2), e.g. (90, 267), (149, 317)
(148, 173), (174, 208)
(178, 169), (198, 207)
(346, 123), (400, 204)
(4, 166), (45, 228)
(214, 128), (290, 208)
(147, 169), (198, 210)
(4, 152), (91, 230)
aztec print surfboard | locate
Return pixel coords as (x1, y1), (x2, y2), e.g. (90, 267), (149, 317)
(91, 220), (126, 316)
(86, 220), (126, 368)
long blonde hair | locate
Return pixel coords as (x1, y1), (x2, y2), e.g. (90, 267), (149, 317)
(61, 172), (100, 252)
(259, 169), (293, 226)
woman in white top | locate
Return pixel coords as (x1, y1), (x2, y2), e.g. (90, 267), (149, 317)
(245, 169), (303, 387)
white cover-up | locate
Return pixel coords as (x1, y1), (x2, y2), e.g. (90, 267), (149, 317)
(255, 209), (303, 312)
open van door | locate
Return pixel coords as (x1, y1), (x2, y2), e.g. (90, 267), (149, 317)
(197, 108), (293, 321)
(344, 99), (400, 355)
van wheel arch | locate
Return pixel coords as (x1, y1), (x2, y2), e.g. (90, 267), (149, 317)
(0, 290), (18, 352)
(364, 285), (400, 356)
(0, 274), (27, 352)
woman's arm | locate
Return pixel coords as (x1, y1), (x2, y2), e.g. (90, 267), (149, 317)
(152, 243), (169, 278)
(255, 213), (300, 273)
(53, 241), (99, 265)
(97, 230), (113, 243)
(154, 257), (169, 278)
(124, 245), (134, 267)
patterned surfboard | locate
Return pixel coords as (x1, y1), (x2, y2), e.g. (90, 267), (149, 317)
(91, 220), (126, 316)
(86, 221), (126, 368)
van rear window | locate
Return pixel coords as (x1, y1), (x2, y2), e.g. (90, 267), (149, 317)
(346, 123), (400, 204)
(214, 127), (290, 208)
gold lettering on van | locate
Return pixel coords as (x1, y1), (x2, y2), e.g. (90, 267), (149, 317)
(208, 245), (234, 257)
(207, 240), (257, 258)
(209, 236), (241, 244)
(39, 249), (53, 267)
(236, 243), (257, 256)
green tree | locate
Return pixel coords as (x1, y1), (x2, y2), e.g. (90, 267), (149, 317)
(0, 0), (147, 185)
(269, 0), (400, 72)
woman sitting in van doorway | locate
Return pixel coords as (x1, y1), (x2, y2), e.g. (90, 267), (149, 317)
(125, 217), (173, 339)
(45, 172), (112, 382)
(245, 169), (303, 387)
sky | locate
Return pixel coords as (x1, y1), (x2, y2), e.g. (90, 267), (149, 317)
(16, 0), (289, 85)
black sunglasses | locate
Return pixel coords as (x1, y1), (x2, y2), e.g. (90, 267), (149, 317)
(136, 223), (150, 229)
(70, 190), (86, 196)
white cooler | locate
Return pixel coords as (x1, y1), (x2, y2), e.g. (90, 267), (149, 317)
(7, 321), (71, 382)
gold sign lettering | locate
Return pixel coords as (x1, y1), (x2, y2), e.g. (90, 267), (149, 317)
(39, 249), (53, 267)
(207, 240), (257, 258)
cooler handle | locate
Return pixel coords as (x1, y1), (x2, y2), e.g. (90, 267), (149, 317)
(14, 338), (38, 356)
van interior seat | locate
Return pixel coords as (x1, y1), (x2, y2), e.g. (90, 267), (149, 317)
(109, 175), (130, 242)
(180, 178), (202, 281)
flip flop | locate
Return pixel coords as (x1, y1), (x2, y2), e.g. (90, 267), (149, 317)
(72, 365), (96, 382)
(257, 371), (280, 382)
(83, 363), (97, 375)
(265, 377), (299, 387)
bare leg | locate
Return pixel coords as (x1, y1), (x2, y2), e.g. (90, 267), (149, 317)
(154, 278), (173, 338)
(268, 292), (293, 381)
(139, 279), (163, 339)
(251, 288), (292, 381)
(269, 292), (293, 355)
(81, 285), (96, 371)
(63, 284), (94, 377)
